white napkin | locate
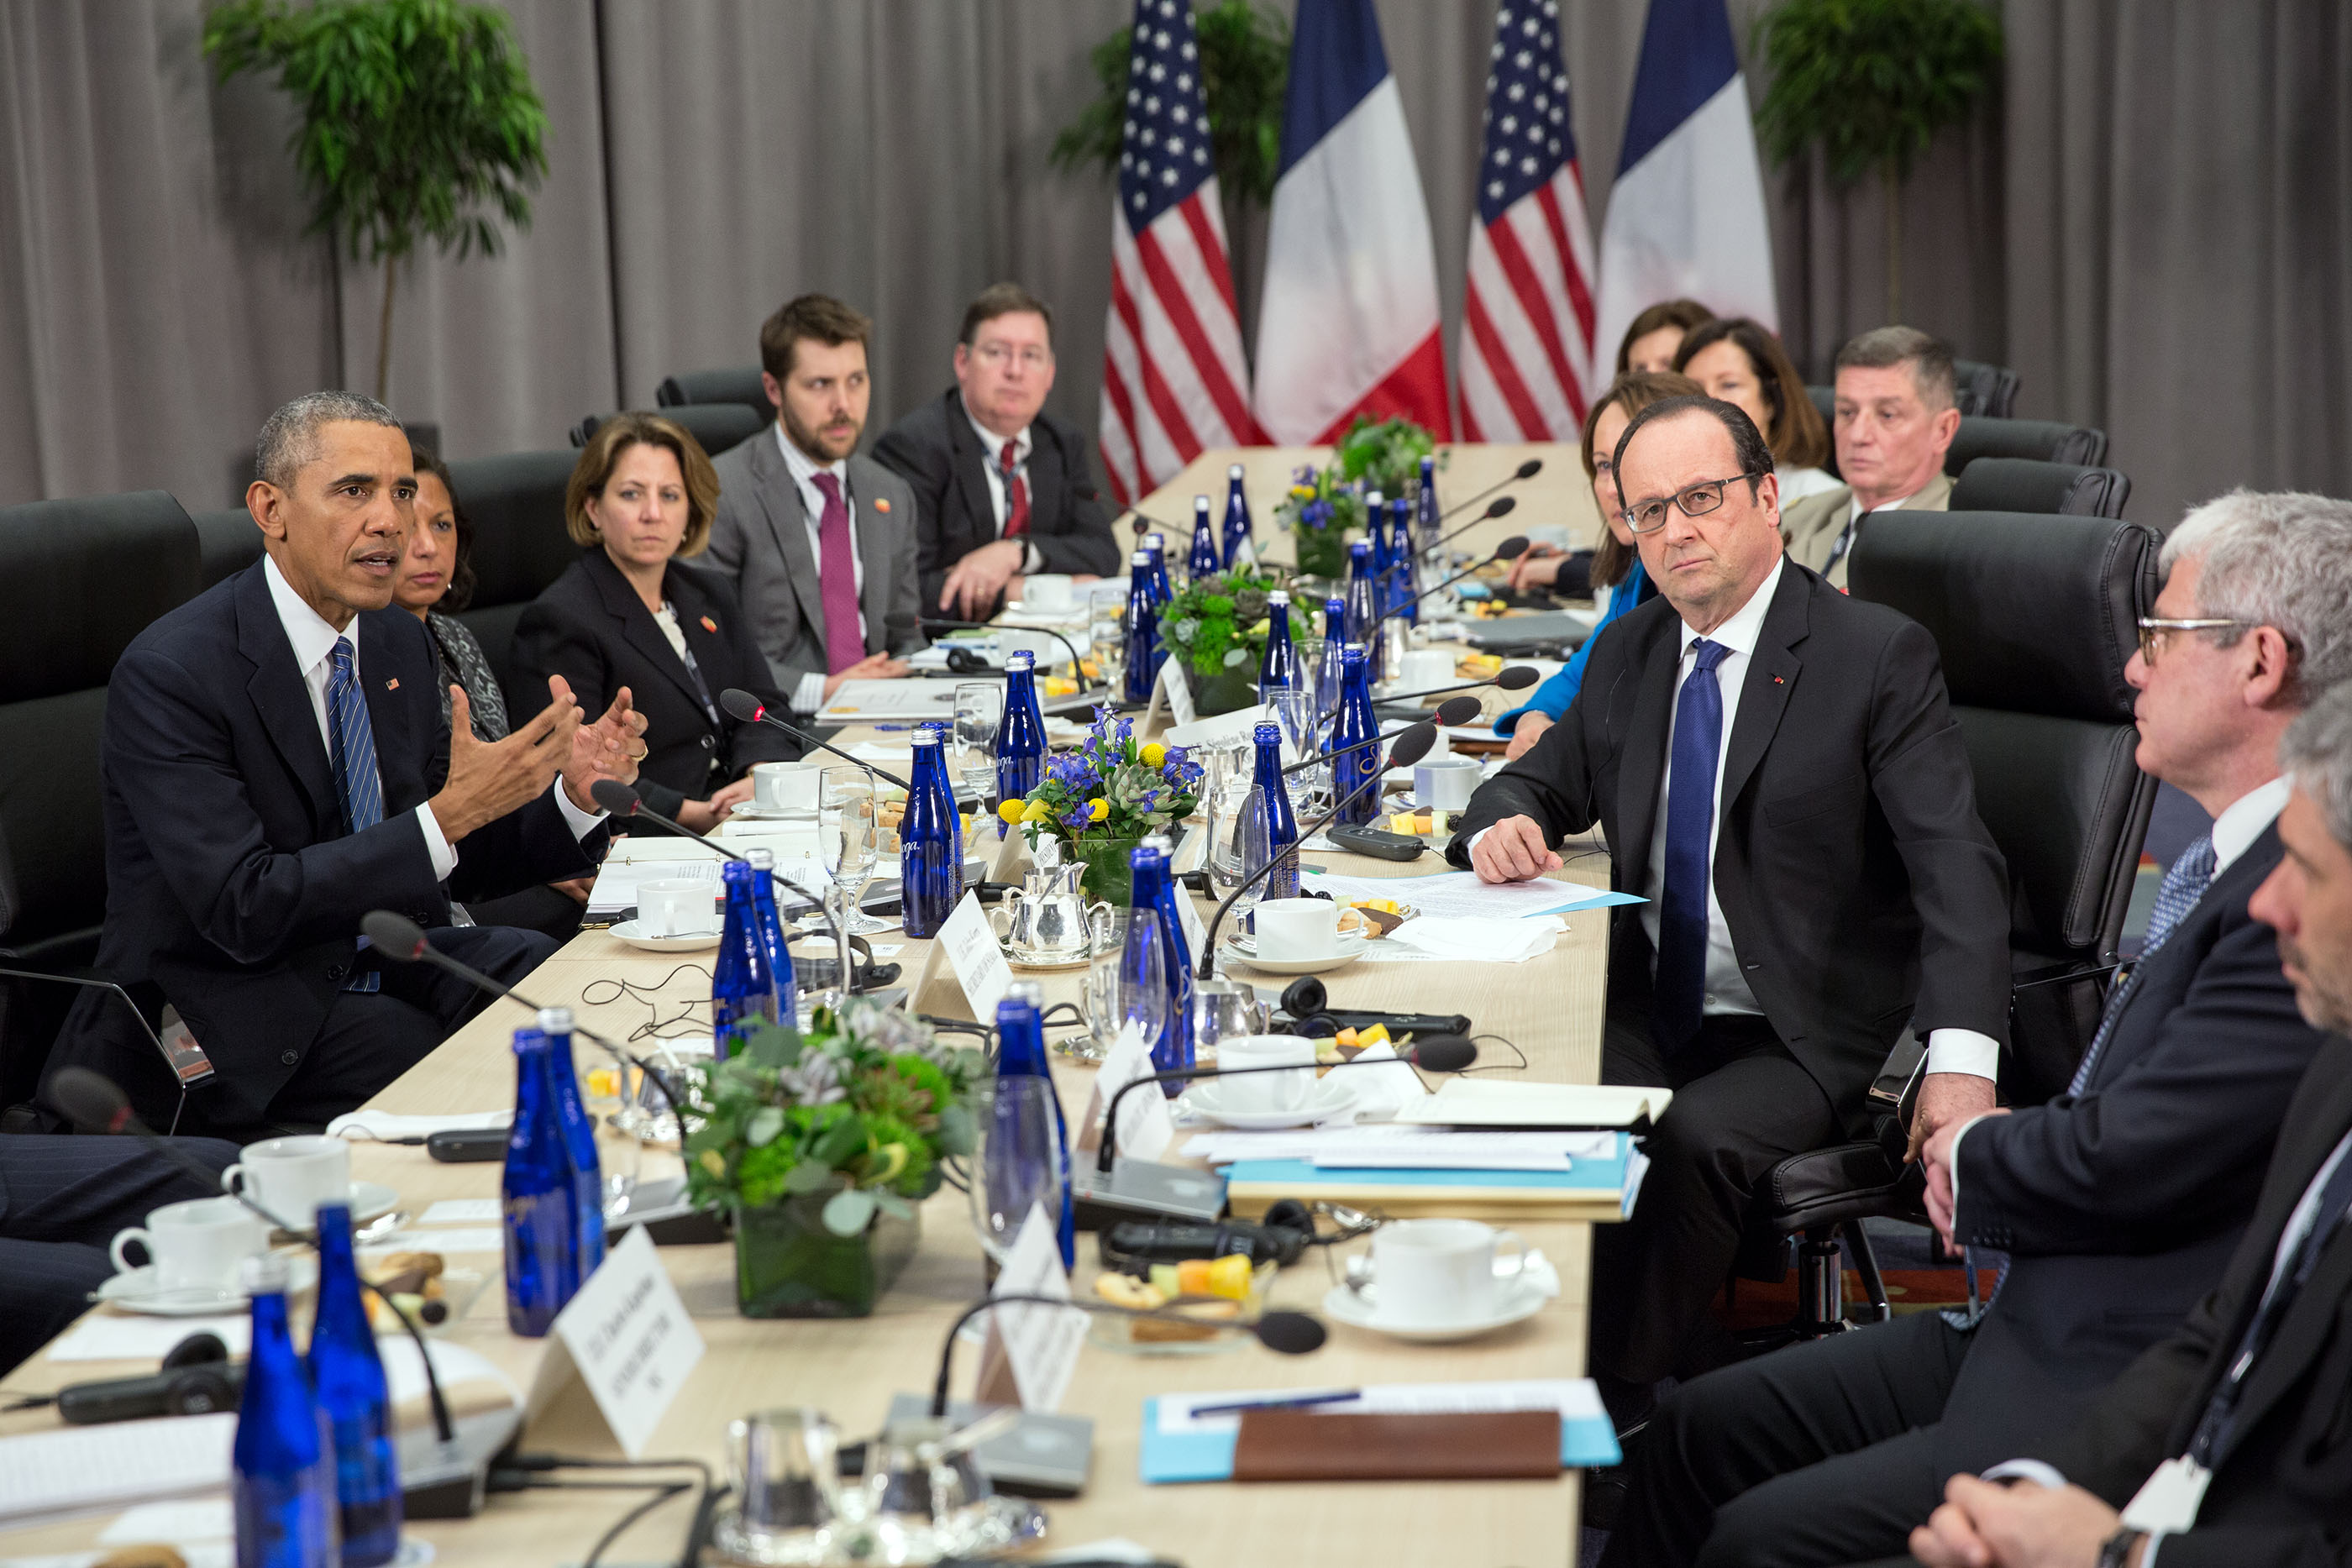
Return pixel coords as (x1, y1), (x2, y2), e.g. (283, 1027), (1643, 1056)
(1382, 915), (1562, 964)
(325, 1108), (510, 1141)
(1335, 1039), (1431, 1120)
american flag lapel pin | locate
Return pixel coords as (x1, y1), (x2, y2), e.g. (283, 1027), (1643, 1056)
(386, 677), (400, 691)
(701, 615), (717, 633)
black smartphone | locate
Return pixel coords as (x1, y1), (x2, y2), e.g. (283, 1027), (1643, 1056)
(1326, 825), (1429, 861)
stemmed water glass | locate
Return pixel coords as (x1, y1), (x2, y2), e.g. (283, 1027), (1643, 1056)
(952, 682), (1002, 804)
(968, 1076), (1071, 1266)
(1088, 585), (1128, 701)
(1073, 906), (1166, 1063)
(818, 767), (884, 1000)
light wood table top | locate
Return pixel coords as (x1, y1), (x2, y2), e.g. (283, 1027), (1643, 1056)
(0, 443), (1614, 1567)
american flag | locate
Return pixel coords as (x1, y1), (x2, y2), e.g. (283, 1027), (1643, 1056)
(1098, 0), (1257, 509)
(1457, 0), (1599, 442)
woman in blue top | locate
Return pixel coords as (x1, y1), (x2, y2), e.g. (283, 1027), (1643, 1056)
(1494, 370), (1700, 759)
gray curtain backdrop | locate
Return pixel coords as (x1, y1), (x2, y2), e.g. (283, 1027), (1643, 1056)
(3, 1), (2345, 535)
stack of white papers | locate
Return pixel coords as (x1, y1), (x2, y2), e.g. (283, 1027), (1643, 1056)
(1183, 1125), (1617, 1171)
(1378, 915), (1563, 964)
(0, 1413), (234, 1526)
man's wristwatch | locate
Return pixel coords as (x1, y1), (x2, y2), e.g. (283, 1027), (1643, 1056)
(2097, 1527), (2148, 1568)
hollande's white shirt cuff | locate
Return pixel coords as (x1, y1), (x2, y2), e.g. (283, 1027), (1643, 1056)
(1980, 1458), (2067, 1489)
(795, 671), (830, 714)
(1926, 1027), (2001, 1082)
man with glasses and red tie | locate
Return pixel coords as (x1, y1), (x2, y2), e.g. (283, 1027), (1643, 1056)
(1449, 394), (2012, 1436)
(873, 283), (1123, 622)
(707, 294), (924, 711)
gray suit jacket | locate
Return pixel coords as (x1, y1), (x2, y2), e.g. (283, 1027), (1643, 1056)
(1779, 469), (1953, 590)
(706, 427), (924, 692)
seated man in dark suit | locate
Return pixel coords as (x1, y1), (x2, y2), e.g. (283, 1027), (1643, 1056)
(1450, 395), (2012, 1426)
(1605, 490), (2352, 1567)
(872, 282), (1123, 621)
(42, 392), (646, 1138)
(1897, 680), (2352, 1568)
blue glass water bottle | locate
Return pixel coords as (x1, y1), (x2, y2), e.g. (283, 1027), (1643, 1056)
(993, 986), (1075, 1268)
(538, 1006), (609, 1274)
(999, 650), (1047, 803)
(711, 858), (779, 1060)
(1123, 550), (1161, 703)
(1257, 589), (1296, 700)
(1127, 843), (1194, 1090)
(1221, 462), (1253, 566)
(1387, 497), (1419, 624)
(743, 848), (801, 1025)
(1345, 539), (1383, 684)
(1330, 644), (1382, 826)
(1143, 534), (1173, 606)
(1186, 495), (1221, 582)
(1250, 721), (1301, 902)
(1319, 595), (1349, 712)
(900, 730), (962, 937)
(1415, 454), (1440, 556)
(307, 1204), (400, 1565)
(234, 1256), (338, 1568)
(1368, 489), (1392, 581)
(503, 1025), (591, 1336)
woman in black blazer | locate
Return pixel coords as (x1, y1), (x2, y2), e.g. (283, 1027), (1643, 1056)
(515, 413), (800, 830)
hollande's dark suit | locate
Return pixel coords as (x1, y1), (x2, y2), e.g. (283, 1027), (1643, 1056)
(511, 548), (800, 824)
(870, 390), (1124, 616)
(1604, 821), (2328, 1568)
(1447, 559), (2010, 1386)
(39, 562), (605, 1135)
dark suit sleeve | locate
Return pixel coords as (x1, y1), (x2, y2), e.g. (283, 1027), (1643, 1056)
(507, 593), (694, 824)
(1032, 427), (1123, 579)
(104, 645), (446, 963)
(883, 472), (925, 655)
(1861, 618), (2012, 1042)
(871, 419), (958, 615)
(1955, 912), (2318, 1256)
(1444, 622), (1622, 862)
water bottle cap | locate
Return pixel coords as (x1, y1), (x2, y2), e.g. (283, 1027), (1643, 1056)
(1194, 495), (1210, 513)
(745, 847), (776, 867)
(910, 729), (940, 747)
(1341, 643), (1367, 665)
(240, 1253), (291, 1295)
(1349, 539), (1371, 557)
(1006, 651), (1034, 672)
(1131, 550), (1152, 566)
(1254, 721), (1281, 742)
(1267, 590), (1289, 605)
(1147, 533), (1165, 549)
(1366, 490), (1383, 507)
(536, 1005), (575, 1033)
(1228, 463), (1244, 478)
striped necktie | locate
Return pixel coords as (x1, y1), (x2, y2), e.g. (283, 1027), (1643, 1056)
(327, 638), (384, 993)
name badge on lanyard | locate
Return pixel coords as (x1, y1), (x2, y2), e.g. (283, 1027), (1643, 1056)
(2121, 1455), (2211, 1532)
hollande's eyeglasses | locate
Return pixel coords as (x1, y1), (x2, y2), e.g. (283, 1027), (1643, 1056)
(1623, 473), (1765, 535)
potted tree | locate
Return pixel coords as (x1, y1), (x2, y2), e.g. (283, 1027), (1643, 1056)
(1751, 0), (2002, 323)
(203, 0), (550, 404)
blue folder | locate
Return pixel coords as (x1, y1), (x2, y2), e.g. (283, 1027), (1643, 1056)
(1139, 1392), (1621, 1482)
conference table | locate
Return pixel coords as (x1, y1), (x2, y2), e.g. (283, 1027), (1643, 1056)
(0, 442), (1619, 1565)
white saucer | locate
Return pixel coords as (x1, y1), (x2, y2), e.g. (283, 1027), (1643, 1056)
(1218, 930), (1370, 975)
(98, 1253), (319, 1316)
(609, 919), (722, 952)
(1181, 1075), (1357, 1130)
(1320, 1274), (1548, 1342)
(727, 804), (816, 822)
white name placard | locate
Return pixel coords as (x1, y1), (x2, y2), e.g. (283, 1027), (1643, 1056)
(548, 1227), (706, 1459)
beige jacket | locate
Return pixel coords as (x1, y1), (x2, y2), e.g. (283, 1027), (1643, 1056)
(1780, 469), (1955, 590)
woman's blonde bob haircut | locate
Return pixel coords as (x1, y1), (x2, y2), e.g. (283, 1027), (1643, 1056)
(564, 412), (720, 556)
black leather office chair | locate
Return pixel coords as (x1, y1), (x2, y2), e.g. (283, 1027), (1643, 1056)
(1950, 458), (2130, 519)
(654, 366), (772, 427)
(188, 506), (267, 588)
(0, 492), (203, 1110)
(1944, 415), (2108, 473)
(443, 449), (583, 716)
(1809, 360), (2020, 423)
(1738, 510), (2158, 1339)
(572, 402), (764, 459)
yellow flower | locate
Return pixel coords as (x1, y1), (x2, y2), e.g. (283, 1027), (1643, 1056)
(1021, 798), (1054, 824)
(1141, 742), (1167, 768)
(699, 1149), (726, 1177)
(1088, 798), (1109, 822)
(997, 798), (1026, 825)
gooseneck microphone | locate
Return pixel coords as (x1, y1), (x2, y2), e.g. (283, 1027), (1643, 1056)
(1377, 668), (1541, 706)
(1426, 494), (1520, 559)
(931, 1292), (1326, 1416)
(1379, 538), (1528, 626)
(1095, 1038), (1482, 1173)
(716, 689), (913, 792)
(1278, 713), (1450, 778)
(1431, 459), (1542, 528)
(47, 1067), (457, 1446)
(891, 611), (1091, 688)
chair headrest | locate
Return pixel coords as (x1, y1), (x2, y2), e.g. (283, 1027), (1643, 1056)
(1949, 359), (2020, 419)
(1950, 459), (2132, 519)
(444, 449), (583, 609)
(1945, 416), (2108, 473)
(654, 366), (771, 423)
(575, 403), (765, 459)
(0, 490), (201, 698)
(1846, 511), (2157, 722)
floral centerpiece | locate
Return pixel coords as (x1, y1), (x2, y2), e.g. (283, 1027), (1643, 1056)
(995, 705), (1204, 904)
(1272, 464), (1368, 579)
(1332, 412), (1441, 497)
(1159, 567), (1279, 716)
(682, 999), (987, 1318)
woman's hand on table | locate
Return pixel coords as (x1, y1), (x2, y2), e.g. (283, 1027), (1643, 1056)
(1503, 713), (1552, 761)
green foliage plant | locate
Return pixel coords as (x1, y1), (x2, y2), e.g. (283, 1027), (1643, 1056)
(1050, 0), (1290, 212)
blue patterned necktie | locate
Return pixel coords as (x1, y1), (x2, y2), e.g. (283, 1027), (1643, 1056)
(1654, 639), (1730, 1051)
(2066, 834), (2217, 1095)
(326, 638), (384, 993)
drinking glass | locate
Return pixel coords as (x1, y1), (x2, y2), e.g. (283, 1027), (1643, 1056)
(1268, 688), (1325, 803)
(951, 683), (1002, 802)
(1077, 907), (1165, 1061)
(969, 1076), (1071, 1266)
(723, 1407), (844, 1549)
(1200, 738), (1257, 891)
(819, 765), (885, 973)
(1289, 637), (1329, 716)
(1226, 786), (1276, 921)
(1189, 978), (1272, 1065)
(576, 1056), (642, 1221)
(1088, 585), (1128, 697)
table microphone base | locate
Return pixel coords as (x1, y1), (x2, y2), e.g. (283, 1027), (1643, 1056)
(1071, 1159), (1228, 1230)
(885, 1394), (1093, 1497)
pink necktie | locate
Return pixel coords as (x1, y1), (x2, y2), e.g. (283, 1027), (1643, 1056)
(810, 471), (866, 675)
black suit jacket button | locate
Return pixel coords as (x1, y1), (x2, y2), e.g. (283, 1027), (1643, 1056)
(326, 962), (348, 982)
(701, 734), (716, 751)
(281, 1050), (300, 1066)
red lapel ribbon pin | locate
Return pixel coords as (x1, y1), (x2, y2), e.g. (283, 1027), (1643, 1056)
(874, 498), (891, 513)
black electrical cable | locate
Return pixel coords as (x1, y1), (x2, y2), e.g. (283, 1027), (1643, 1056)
(583, 1481), (694, 1568)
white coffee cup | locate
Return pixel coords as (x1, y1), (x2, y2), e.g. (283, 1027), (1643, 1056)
(220, 1135), (350, 1232)
(639, 877), (718, 937)
(1369, 1217), (1526, 1328)
(111, 1196), (271, 1293)
(1213, 1033), (1320, 1114)
(1021, 574), (1074, 613)
(1252, 897), (1339, 962)
(1414, 756), (1482, 812)
(751, 761), (823, 814)
(1398, 648), (1455, 692)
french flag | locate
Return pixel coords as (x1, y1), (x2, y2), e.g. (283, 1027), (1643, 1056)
(1593, 0), (1778, 364)
(1252, 0), (1451, 444)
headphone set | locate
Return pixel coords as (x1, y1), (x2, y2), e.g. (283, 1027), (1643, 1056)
(1268, 974), (1472, 1043)
(1099, 1198), (1386, 1276)
(55, 1330), (242, 1425)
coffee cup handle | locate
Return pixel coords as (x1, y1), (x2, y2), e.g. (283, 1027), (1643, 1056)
(987, 892), (1021, 940)
(110, 1227), (153, 1275)
(1492, 1228), (1528, 1284)
(220, 1163), (244, 1196)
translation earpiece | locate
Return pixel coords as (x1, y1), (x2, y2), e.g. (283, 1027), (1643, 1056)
(1280, 976), (1328, 1019)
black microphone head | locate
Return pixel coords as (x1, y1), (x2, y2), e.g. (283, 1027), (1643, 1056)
(360, 910), (429, 962)
(1252, 1311), (1328, 1356)
(1493, 535), (1529, 560)
(719, 687), (764, 722)
(1432, 695), (1483, 727)
(1409, 1035), (1479, 1072)
(1495, 664), (1541, 691)
(1486, 495), (1518, 520)
(1385, 721), (1438, 768)
(1515, 458), (1542, 480)
(589, 779), (642, 815)
(50, 1066), (129, 1133)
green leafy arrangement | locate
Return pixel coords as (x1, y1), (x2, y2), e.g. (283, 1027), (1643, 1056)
(202, 0), (550, 402)
(1159, 568), (1278, 680)
(1751, 0), (2002, 321)
(1049, 0), (1291, 209)
(1004, 707), (1205, 853)
(682, 999), (988, 1238)
(1331, 414), (1441, 498)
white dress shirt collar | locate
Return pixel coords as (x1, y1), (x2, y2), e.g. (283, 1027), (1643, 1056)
(2211, 774), (2292, 877)
(962, 396), (1032, 471)
(262, 552), (352, 683)
(776, 422), (847, 496)
(1675, 552), (1785, 661)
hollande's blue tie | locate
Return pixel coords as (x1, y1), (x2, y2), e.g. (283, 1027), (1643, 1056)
(1654, 639), (1730, 1051)
(327, 638), (384, 993)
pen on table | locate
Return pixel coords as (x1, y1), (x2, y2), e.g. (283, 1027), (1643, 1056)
(1188, 1389), (1362, 1418)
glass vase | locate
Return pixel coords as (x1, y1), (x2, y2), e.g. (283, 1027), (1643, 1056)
(733, 1194), (921, 1319)
(1069, 834), (1147, 906)
(1292, 524), (1351, 580)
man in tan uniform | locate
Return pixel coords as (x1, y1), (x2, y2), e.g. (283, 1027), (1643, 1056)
(1781, 325), (1960, 590)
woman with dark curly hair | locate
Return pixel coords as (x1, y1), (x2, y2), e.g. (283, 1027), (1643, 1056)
(396, 444), (508, 741)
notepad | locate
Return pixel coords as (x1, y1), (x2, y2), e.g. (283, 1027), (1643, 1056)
(0, 1413), (234, 1526)
(1140, 1379), (1617, 1483)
